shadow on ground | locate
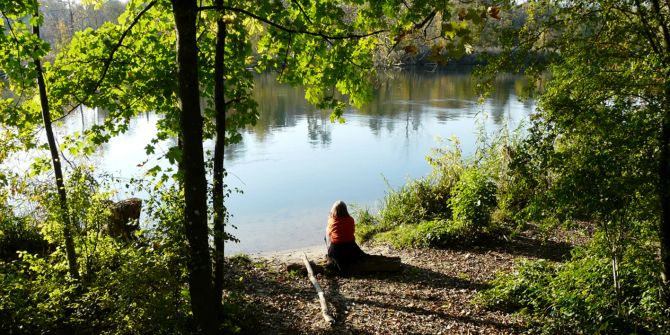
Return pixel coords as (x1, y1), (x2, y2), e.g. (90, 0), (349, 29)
(443, 234), (574, 262)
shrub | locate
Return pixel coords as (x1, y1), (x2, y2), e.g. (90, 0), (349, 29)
(449, 166), (497, 233)
(378, 178), (450, 227)
(356, 133), (521, 247)
(0, 211), (49, 261)
(477, 240), (670, 334)
(354, 208), (381, 244)
(355, 178), (451, 245)
(371, 219), (486, 249)
(0, 171), (195, 334)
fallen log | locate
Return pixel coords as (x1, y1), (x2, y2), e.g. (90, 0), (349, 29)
(287, 253), (402, 275)
(302, 252), (335, 325)
(345, 254), (402, 274)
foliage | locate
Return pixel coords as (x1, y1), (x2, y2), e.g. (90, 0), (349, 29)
(0, 209), (49, 261)
(372, 219), (489, 249)
(357, 130), (517, 247)
(477, 237), (670, 334)
(0, 0), (511, 332)
(381, 178), (452, 227)
(0, 170), (195, 334)
(449, 165), (497, 233)
(469, 1), (670, 332)
(355, 177), (451, 245)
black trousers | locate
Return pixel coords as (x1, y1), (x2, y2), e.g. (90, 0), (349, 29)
(327, 241), (366, 271)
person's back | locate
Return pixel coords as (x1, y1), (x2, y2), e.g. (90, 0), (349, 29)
(326, 201), (365, 272)
(327, 214), (355, 244)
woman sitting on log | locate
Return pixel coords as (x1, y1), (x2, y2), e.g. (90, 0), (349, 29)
(326, 200), (366, 271)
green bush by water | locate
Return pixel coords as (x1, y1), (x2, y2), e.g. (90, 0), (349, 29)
(450, 166), (497, 234)
(356, 134), (514, 248)
(476, 237), (670, 334)
(372, 219), (483, 248)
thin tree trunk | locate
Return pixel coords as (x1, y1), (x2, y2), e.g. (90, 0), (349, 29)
(650, 0), (670, 308)
(171, 1), (217, 333)
(659, 99), (670, 302)
(212, 2), (227, 312)
(33, 23), (79, 280)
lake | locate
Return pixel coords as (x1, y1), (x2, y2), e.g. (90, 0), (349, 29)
(32, 69), (534, 254)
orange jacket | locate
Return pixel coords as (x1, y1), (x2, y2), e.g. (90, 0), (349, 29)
(327, 215), (355, 244)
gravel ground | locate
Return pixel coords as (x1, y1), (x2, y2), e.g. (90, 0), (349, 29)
(224, 227), (586, 334)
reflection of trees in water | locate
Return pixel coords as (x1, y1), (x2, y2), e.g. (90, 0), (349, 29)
(362, 70), (523, 120)
(250, 74), (305, 142)
(71, 108), (176, 162)
(488, 73), (529, 125)
(224, 141), (244, 163)
(306, 109), (332, 147)
(249, 70), (528, 144)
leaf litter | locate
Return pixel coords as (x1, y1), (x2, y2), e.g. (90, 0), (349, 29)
(224, 226), (583, 334)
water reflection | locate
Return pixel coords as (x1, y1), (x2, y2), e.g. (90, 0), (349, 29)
(229, 70), (528, 164)
(306, 109), (332, 147)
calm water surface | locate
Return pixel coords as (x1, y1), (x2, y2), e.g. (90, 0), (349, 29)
(37, 70), (534, 254)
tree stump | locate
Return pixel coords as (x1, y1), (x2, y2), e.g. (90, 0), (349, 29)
(103, 198), (142, 240)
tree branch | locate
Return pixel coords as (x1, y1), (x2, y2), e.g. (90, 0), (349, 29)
(279, 33), (293, 80)
(631, 0), (662, 56)
(91, 1), (157, 96)
(64, 0), (157, 116)
(389, 10), (438, 52)
(291, 0), (313, 25)
(651, 0), (670, 57)
(224, 96), (248, 106)
(199, 5), (385, 40)
(0, 11), (27, 90)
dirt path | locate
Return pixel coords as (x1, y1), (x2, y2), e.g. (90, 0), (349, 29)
(225, 232), (578, 334)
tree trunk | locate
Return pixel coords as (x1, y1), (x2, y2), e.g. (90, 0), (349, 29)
(171, 2), (218, 333)
(33, 23), (79, 280)
(660, 92), (670, 304)
(212, 3), (227, 312)
(648, 0), (670, 309)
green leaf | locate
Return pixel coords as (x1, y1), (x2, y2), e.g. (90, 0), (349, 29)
(145, 144), (155, 155)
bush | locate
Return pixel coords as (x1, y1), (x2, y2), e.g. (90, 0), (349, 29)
(0, 210), (49, 261)
(367, 219), (491, 249)
(449, 166), (497, 233)
(354, 208), (381, 244)
(0, 171), (195, 334)
(354, 178), (451, 245)
(356, 133), (513, 248)
(378, 178), (450, 227)
(477, 239), (670, 334)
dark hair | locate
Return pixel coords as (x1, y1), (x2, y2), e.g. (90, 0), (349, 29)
(330, 200), (349, 218)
